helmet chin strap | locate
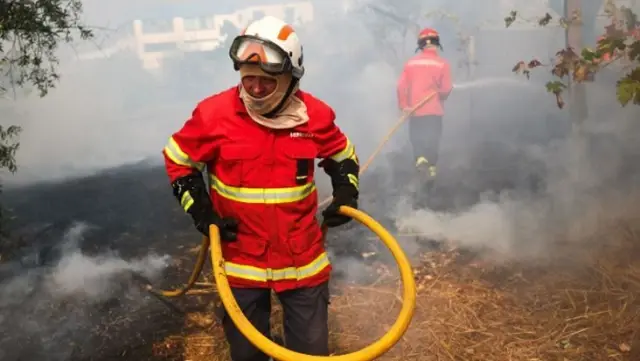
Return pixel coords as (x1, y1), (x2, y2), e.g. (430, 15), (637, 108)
(263, 77), (299, 118)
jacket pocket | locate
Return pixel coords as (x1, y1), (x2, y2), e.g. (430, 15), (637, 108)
(217, 144), (262, 186)
(286, 216), (322, 255)
(283, 141), (317, 159)
(280, 142), (320, 255)
(283, 142), (317, 185)
(225, 236), (267, 257)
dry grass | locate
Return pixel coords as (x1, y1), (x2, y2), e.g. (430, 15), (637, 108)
(152, 217), (640, 361)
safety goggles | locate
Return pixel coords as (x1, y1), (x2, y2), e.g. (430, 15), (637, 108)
(229, 35), (297, 77)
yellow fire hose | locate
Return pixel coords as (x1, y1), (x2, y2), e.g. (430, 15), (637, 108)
(147, 206), (417, 360)
(210, 206), (416, 361)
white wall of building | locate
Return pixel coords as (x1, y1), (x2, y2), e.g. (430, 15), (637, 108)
(77, 2), (314, 70)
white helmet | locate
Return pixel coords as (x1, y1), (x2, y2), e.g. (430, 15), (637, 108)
(229, 16), (305, 79)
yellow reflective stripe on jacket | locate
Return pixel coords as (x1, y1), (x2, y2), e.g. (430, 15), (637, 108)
(209, 175), (315, 204)
(224, 252), (330, 282)
(163, 136), (205, 171)
(347, 174), (359, 190)
(180, 191), (194, 211)
(330, 138), (357, 163)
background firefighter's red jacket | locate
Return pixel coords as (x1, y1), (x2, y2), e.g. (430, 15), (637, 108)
(162, 87), (357, 292)
(396, 48), (453, 116)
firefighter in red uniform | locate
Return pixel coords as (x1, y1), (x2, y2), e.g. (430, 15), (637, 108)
(162, 16), (359, 361)
(396, 28), (452, 195)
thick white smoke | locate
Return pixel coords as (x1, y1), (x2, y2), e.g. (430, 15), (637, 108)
(0, 222), (170, 360)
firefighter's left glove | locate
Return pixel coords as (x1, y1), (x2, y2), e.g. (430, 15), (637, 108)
(322, 186), (358, 228)
(320, 157), (360, 228)
(171, 172), (238, 242)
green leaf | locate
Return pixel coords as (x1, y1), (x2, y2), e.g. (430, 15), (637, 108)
(581, 48), (597, 62)
(545, 80), (567, 94)
(616, 68), (640, 106)
(628, 40), (640, 62)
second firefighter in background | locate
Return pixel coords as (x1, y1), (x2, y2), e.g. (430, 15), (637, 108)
(162, 16), (360, 361)
(397, 27), (453, 191)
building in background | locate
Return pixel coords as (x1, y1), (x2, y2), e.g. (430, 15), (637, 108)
(78, 1), (314, 70)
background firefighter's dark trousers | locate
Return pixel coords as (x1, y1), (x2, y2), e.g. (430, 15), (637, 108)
(222, 281), (330, 361)
(408, 115), (444, 167)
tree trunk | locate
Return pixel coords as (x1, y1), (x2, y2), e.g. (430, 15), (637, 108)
(565, 0), (593, 205)
(566, 0), (588, 126)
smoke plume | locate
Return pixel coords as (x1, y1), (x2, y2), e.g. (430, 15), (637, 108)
(0, 222), (170, 360)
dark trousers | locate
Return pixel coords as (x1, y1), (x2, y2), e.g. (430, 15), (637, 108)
(408, 115), (444, 167)
(222, 282), (330, 361)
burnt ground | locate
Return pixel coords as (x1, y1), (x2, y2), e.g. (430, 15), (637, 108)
(0, 162), (196, 361)
(2, 112), (638, 361)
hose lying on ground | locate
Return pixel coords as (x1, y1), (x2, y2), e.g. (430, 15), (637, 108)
(209, 206), (417, 361)
(146, 206), (417, 360)
(146, 238), (211, 297)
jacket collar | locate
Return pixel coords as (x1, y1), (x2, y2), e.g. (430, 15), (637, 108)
(420, 48), (439, 56)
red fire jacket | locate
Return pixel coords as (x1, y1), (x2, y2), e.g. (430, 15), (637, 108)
(396, 48), (453, 116)
(162, 86), (358, 292)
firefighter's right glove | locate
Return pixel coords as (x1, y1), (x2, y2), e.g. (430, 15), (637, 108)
(319, 157), (360, 228)
(171, 172), (238, 242)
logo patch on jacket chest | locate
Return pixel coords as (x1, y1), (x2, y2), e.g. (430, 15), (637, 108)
(290, 131), (314, 138)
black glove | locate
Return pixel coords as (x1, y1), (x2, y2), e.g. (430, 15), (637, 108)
(322, 186), (358, 227)
(171, 172), (238, 241)
(319, 157), (360, 228)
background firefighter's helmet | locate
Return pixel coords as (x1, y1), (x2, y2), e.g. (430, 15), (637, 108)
(229, 16), (305, 79)
(417, 27), (441, 50)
